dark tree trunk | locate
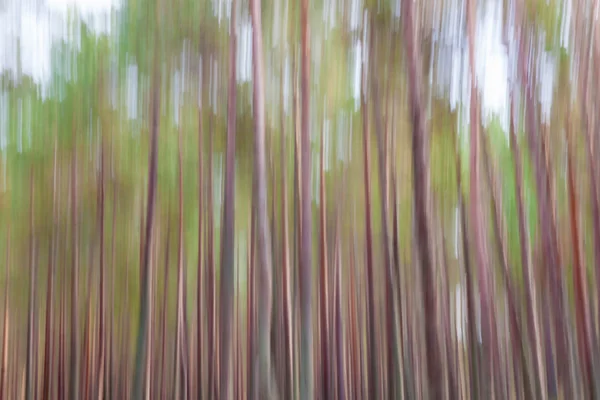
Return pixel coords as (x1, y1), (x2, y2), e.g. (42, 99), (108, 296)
(401, 0), (441, 397)
(131, 38), (160, 400)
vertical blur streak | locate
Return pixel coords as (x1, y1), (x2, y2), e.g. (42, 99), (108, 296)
(196, 47), (204, 400)
(360, 24), (376, 398)
(218, 0), (237, 396)
(279, 67), (293, 400)
(466, 0), (496, 396)
(41, 139), (57, 400)
(159, 209), (170, 400)
(175, 115), (186, 400)
(25, 171), (35, 400)
(299, 0), (314, 397)
(206, 101), (216, 400)
(70, 124), (80, 400)
(481, 122), (532, 399)
(0, 225), (9, 400)
(250, 0), (276, 393)
(334, 170), (346, 400)
(318, 114), (329, 400)
(516, 11), (566, 394)
(369, 22), (400, 399)
(578, 0), (600, 350)
(509, 93), (541, 398)
(401, 0), (441, 398)
(565, 109), (594, 399)
(97, 124), (106, 400)
(4, 0), (600, 399)
(131, 16), (161, 400)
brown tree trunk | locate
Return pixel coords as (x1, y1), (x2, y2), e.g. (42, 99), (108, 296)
(318, 123), (330, 400)
(131, 34), (160, 400)
(25, 172), (36, 400)
(175, 120), (188, 400)
(360, 45), (377, 398)
(466, 0), (496, 394)
(218, 0), (238, 396)
(279, 73), (293, 400)
(0, 225), (9, 400)
(250, 0), (277, 395)
(400, 0), (441, 396)
(70, 127), (80, 400)
(299, 0), (314, 397)
(41, 139), (58, 400)
(159, 212), (171, 400)
(565, 113), (594, 398)
(206, 99), (216, 400)
(370, 27), (401, 399)
(196, 54), (205, 400)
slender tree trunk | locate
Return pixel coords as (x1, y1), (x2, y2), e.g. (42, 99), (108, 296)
(57, 263), (65, 400)
(299, 0), (314, 397)
(108, 179), (117, 400)
(291, 47), (301, 400)
(334, 172), (347, 400)
(206, 100), (216, 400)
(318, 121), (330, 400)
(25, 172), (36, 400)
(196, 57), (205, 400)
(369, 25), (401, 399)
(247, 208), (256, 400)
(132, 36), (161, 400)
(400, 0), (441, 397)
(41, 140), (57, 400)
(466, 0), (496, 395)
(159, 209), (171, 400)
(145, 216), (156, 400)
(438, 216), (457, 400)
(360, 48), (378, 398)
(69, 121), (82, 400)
(219, 1), (237, 396)
(279, 72), (292, 400)
(0, 225), (9, 400)
(175, 121), (188, 400)
(82, 233), (95, 400)
(250, 0), (277, 396)
(97, 143), (106, 400)
(565, 112), (594, 398)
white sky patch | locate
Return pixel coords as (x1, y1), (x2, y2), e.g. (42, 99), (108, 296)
(236, 17), (252, 83)
(0, 0), (120, 85)
(477, 0), (509, 130)
(46, 0), (119, 14)
(455, 284), (464, 342)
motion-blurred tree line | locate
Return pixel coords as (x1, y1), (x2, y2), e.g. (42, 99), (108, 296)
(0, 0), (599, 398)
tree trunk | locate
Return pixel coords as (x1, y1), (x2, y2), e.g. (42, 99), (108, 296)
(25, 172), (36, 400)
(466, 0), (496, 394)
(131, 36), (160, 400)
(218, 0), (238, 396)
(250, 0), (277, 396)
(299, 0), (314, 397)
(400, 0), (441, 397)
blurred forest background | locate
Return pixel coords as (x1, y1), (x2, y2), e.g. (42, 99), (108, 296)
(0, 0), (598, 398)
